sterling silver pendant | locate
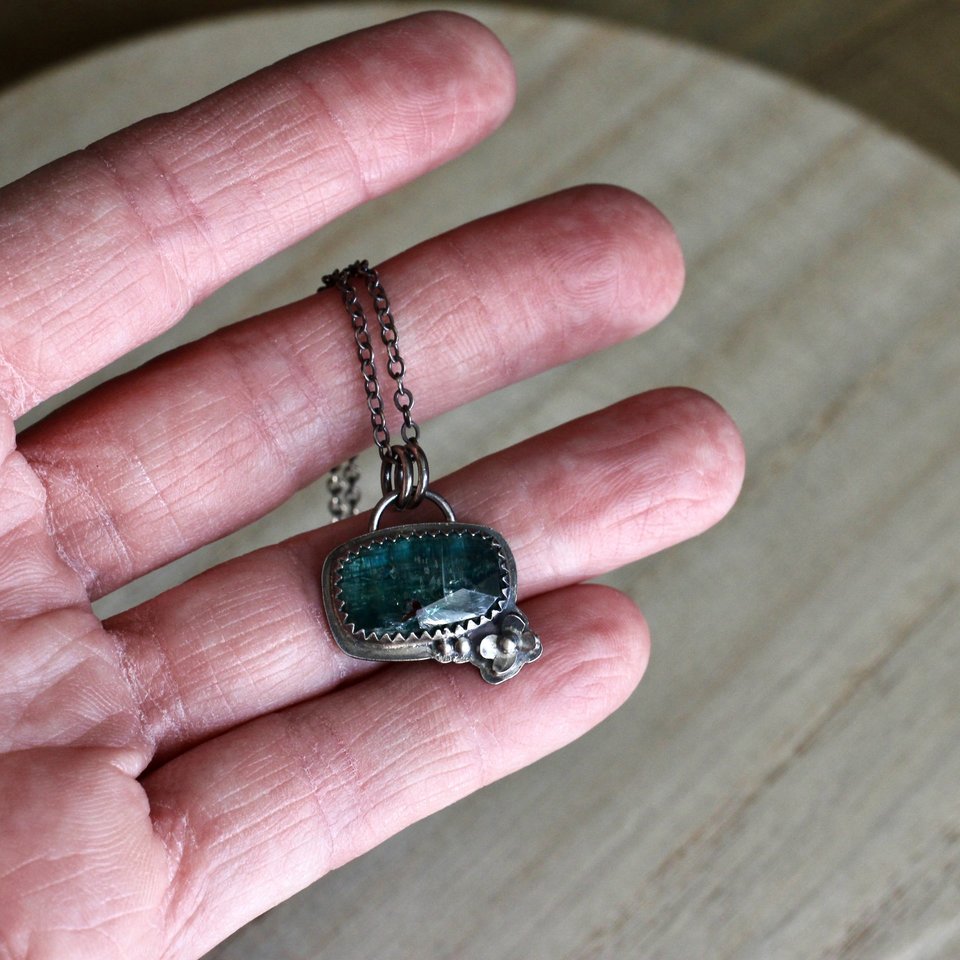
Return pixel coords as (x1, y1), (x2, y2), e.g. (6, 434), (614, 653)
(322, 492), (541, 684)
(320, 260), (541, 684)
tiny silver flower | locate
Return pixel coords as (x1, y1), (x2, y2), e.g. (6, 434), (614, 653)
(477, 614), (542, 684)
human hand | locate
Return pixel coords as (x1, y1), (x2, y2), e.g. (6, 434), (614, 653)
(0, 12), (744, 958)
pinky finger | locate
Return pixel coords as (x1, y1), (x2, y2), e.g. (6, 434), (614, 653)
(145, 583), (649, 958)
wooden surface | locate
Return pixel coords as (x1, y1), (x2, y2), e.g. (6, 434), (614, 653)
(3, 0), (960, 174)
(4, 4), (960, 958)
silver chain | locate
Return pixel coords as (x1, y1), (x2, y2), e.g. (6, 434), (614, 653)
(321, 260), (426, 521)
(326, 457), (361, 521)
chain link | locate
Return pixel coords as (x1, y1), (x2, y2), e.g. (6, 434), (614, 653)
(365, 266), (421, 445)
(322, 260), (421, 457)
(321, 261), (426, 519)
(326, 456), (361, 521)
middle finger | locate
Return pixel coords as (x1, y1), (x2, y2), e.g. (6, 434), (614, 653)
(20, 185), (683, 598)
(107, 386), (743, 766)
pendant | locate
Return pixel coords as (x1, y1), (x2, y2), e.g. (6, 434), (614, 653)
(322, 491), (541, 684)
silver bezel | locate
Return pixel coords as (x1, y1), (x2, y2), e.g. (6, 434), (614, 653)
(322, 522), (517, 663)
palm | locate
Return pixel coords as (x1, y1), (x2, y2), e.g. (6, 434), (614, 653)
(0, 12), (743, 959)
(0, 732), (170, 956)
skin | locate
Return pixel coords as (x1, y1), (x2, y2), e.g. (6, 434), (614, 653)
(0, 11), (745, 959)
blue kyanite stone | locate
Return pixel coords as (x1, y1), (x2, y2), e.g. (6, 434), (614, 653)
(336, 531), (504, 635)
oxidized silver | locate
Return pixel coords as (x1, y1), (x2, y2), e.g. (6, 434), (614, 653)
(322, 493), (541, 684)
(319, 261), (542, 684)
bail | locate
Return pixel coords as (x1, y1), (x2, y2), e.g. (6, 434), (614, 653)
(368, 489), (456, 531)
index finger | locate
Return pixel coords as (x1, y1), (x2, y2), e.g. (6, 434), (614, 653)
(0, 11), (515, 419)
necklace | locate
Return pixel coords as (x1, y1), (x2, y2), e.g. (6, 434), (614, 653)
(319, 261), (542, 684)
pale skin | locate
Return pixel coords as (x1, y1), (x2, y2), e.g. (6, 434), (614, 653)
(0, 11), (745, 959)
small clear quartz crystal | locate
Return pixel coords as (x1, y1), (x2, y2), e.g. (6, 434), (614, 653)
(413, 588), (499, 629)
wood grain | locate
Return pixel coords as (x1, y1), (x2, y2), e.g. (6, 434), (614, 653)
(2, 5), (959, 958)
(2, 0), (959, 172)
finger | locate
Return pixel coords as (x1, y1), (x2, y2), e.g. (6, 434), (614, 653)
(0, 11), (515, 418)
(20, 185), (685, 597)
(106, 388), (742, 765)
(144, 582), (648, 957)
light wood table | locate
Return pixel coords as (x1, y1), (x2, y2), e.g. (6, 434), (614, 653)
(4, 5), (960, 958)
(5, 0), (960, 174)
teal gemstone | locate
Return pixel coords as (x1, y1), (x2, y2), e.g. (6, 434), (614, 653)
(336, 531), (505, 636)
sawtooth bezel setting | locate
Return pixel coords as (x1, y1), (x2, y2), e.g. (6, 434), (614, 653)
(322, 522), (541, 683)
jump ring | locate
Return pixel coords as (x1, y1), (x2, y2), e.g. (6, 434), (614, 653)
(406, 440), (429, 507)
(378, 440), (430, 509)
(380, 444), (414, 507)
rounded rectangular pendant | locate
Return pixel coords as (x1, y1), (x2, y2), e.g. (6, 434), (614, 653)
(322, 522), (541, 684)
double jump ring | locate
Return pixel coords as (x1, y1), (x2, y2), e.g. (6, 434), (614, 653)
(379, 440), (429, 509)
